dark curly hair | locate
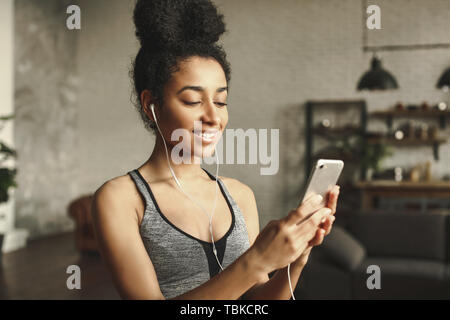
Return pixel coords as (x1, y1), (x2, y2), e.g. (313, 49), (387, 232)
(131, 0), (232, 134)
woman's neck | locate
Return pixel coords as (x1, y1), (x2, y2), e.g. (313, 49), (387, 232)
(142, 134), (205, 182)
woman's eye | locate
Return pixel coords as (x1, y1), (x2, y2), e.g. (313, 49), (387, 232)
(183, 101), (227, 107)
(184, 101), (201, 106)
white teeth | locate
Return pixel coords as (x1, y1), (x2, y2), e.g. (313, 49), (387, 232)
(194, 131), (217, 141)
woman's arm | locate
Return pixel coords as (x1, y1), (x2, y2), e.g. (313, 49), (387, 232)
(91, 179), (267, 300)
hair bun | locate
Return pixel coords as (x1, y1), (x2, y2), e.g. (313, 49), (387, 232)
(133, 0), (226, 49)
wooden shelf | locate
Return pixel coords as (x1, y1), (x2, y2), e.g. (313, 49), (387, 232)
(354, 180), (450, 211)
(371, 110), (450, 117)
(367, 108), (449, 160)
(366, 137), (446, 160)
(371, 109), (450, 129)
(355, 180), (450, 189)
(366, 137), (447, 145)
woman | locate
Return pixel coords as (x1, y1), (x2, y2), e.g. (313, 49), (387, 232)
(91, 0), (339, 300)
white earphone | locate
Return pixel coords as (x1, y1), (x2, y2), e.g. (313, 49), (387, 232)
(150, 104), (224, 271)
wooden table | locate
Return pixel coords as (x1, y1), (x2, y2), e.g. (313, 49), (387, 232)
(354, 180), (450, 212)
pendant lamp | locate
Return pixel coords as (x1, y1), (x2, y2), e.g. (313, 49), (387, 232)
(357, 54), (399, 91)
(436, 67), (450, 92)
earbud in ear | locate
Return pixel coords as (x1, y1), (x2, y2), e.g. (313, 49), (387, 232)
(150, 104), (157, 123)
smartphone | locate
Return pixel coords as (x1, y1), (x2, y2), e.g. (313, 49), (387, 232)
(301, 159), (344, 208)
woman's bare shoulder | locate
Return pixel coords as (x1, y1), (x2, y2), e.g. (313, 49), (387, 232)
(95, 173), (135, 196)
(93, 173), (141, 218)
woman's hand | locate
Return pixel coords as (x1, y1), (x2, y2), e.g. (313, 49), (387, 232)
(249, 194), (332, 277)
(293, 185), (340, 267)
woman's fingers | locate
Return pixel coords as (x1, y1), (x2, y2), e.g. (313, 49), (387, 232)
(295, 207), (331, 241)
(285, 193), (324, 226)
(299, 190), (339, 249)
(282, 187), (339, 257)
(309, 215), (336, 247)
(326, 185), (340, 215)
(320, 215), (335, 236)
(308, 228), (326, 246)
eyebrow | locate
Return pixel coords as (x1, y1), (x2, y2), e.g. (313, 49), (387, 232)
(176, 86), (228, 95)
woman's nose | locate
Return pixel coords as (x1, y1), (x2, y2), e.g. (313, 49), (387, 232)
(201, 100), (221, 125)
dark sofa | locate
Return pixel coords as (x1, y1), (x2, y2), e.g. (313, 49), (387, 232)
(294, 211), (450, 299)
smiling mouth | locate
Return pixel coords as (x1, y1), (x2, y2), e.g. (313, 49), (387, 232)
(192, 129), (220, 143)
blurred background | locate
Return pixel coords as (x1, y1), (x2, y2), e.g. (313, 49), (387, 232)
(1, 0), (450, 299)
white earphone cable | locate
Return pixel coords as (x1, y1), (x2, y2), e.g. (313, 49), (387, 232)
(151, 104), (224, 271)
(287, 263), (295, 300)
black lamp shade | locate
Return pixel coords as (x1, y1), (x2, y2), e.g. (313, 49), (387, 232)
(437, 67), (450, 90)
(357, 56), (399, 91)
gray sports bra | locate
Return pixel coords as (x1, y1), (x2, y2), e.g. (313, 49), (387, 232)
(127, 168), (251, 299)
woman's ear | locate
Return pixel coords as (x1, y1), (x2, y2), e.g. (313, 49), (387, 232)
(140, 89), (155, 122)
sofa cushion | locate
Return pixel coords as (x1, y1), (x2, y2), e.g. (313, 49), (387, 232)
(347, 212), (447, 262)
(444, 265), (450, 297)
(320, 225), (367, 272)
